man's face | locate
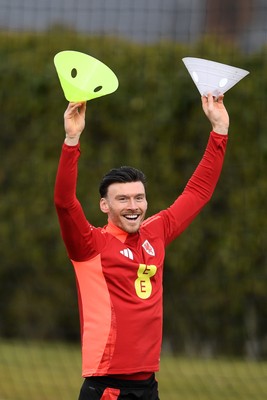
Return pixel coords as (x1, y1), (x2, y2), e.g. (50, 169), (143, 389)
(100, 181), (148, 233)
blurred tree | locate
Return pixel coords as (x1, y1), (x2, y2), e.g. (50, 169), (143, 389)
(0, 31), (266, 357)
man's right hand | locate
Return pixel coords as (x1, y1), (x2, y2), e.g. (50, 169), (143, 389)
(64, 102), (87, 145)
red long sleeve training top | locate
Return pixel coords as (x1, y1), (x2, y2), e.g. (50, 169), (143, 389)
(54, 131), (228, 378)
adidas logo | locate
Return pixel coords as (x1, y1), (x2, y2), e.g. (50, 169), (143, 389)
(120, 248), (134, 260)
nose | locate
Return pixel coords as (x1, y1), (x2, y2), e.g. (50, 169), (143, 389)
(127, 198), (138, 209)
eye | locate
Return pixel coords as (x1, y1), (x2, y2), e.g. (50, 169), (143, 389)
(117, 196), (127, 202)
(136, 195), (145, 201)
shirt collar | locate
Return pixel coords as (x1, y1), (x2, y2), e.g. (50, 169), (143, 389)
(105, 221), (128, 243)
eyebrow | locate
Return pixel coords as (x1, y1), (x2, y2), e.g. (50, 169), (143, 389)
(115, 193), (146, 199)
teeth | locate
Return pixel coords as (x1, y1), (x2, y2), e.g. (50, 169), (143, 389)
(125, 215), (138, 220)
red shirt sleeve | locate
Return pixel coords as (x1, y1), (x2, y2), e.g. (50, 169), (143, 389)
(54, 143), (98, 261)
(143, 131), (228, 245)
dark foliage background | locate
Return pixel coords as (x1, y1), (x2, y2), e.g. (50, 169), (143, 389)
(0, 30), (266, 357)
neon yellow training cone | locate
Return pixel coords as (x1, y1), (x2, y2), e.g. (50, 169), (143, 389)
(54, 50), (119, 102)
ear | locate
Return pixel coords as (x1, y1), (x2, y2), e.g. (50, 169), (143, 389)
(100, 197), (109, 214)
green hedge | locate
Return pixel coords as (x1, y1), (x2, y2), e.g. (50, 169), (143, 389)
(0, 29), (266, 357)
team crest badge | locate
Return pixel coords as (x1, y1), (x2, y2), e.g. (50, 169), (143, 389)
(142, 240), (155, 256)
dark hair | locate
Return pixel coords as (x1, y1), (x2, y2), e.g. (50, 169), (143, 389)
(99, 166), (146, 198)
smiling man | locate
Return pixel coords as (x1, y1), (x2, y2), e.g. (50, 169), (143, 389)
(54, 94), (229, 400)
(99, 172), (147, 233)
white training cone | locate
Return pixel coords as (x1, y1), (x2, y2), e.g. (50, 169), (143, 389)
(182, 57), (249, 97)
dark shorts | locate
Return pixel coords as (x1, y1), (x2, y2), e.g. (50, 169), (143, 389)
(78, 374), (160, 400)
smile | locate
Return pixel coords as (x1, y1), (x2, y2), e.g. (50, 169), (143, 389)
(124, 214), (139, 220)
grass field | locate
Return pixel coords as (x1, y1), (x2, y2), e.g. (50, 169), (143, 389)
(1, 340), (267, 400)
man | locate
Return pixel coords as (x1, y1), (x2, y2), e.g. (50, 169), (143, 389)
(54, 93), (229, 399)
